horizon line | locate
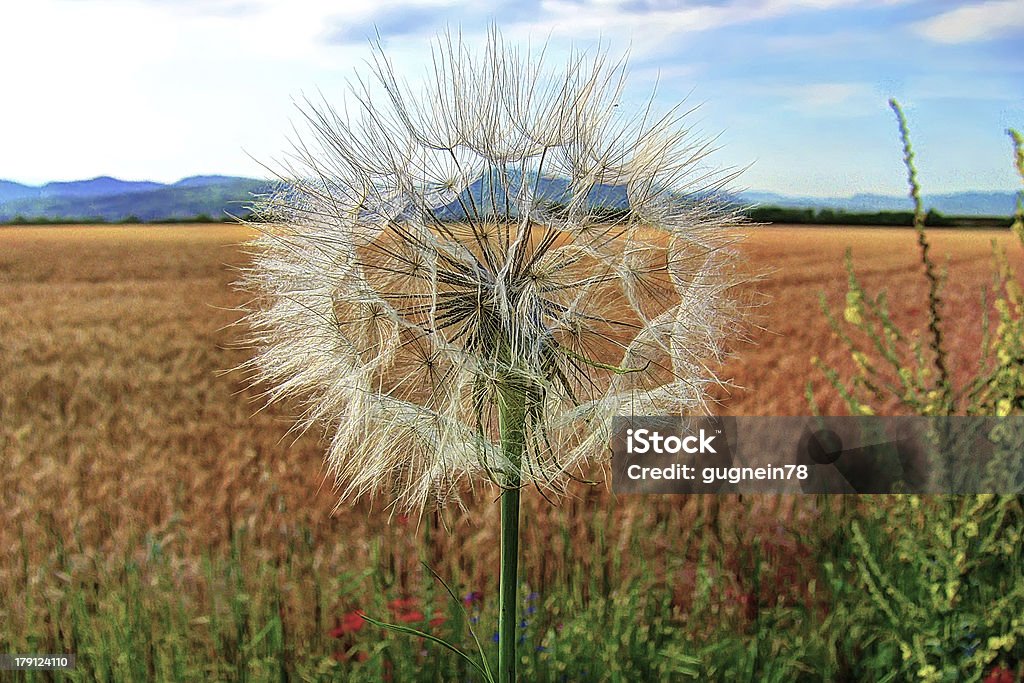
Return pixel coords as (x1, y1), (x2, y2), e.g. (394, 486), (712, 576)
(0, 173), (1018, 201)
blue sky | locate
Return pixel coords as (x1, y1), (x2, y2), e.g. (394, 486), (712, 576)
(3, 0), (1022, 196)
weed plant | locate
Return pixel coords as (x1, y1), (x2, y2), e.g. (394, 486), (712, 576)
(812, 102), (1024, 681)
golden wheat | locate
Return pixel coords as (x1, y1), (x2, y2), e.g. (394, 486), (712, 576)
(1, 223), (1019, 633)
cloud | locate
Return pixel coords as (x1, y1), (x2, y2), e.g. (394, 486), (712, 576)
(58, 0), (266, 17)
(321, 0), (545, 45)
(324, 5), (448, 43)
(479, 0), (915, 60)
(722, 81), (878, 116)
(2, 0), (1013, 196)
(784, 82), (866, 108)
(631, 63), (703, 83)
(914, 0), (1024, 44)
(317, 0), (914, 52)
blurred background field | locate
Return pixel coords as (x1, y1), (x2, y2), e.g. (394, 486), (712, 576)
(1, 223), (1022, 680)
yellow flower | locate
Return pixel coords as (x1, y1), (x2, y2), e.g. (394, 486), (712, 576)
(852, 351), (872, 373)
(988, 634), (1015, 652)
(844, 291), (863, 325)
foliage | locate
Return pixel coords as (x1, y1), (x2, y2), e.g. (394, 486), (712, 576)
(0, 506), (846, 682)
(1, 213), (244, 225)
(833, 496), (1024, 682)
(746, 205), (1012, 228)
(814, 114), (1024, 418)
(811, 102), (1024, 680)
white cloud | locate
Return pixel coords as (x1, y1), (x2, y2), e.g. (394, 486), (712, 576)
(0, 0), (1010, 195)
(784, 82), (865, 108)
(724, 81), (880, 116)
(914, 0), (1024, 44)
(0, 1), (380, 182)
(494, 0), (914, 59)
(631, 63), (703, 84)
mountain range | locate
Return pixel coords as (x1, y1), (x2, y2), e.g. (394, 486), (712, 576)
(0, 176), (271, 222)
(739, 190), (1017, 217)
(0, 175), (1017, 223)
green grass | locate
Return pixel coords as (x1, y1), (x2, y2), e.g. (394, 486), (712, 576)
(4, 495), (1020, 681)
(0, 513), (796, 681)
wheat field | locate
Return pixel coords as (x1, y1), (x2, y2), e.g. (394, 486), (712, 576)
(1, 222), (1020, 673)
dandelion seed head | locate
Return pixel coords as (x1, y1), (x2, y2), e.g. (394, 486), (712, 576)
(238, 27), (748, 511)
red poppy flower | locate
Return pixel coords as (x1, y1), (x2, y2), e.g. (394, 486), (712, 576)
(395, 610), (425, 623)
(983, 667), (1015, 683)
(429, 612), (447, 628)
(328, 610), (366, 638)
(332, 649), (369, 663)
(388, 597), (419, 612)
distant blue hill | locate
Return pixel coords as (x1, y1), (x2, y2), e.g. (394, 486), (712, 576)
(0, 180), (39, 203)
(173, 175), (252, 189)
(432, 173), (630, 220)
(433, 175), (1015, 220)
(0, 173), (1015, 223)
(737, 190), (1016, 217)
(38, 176), (164, 199)
(0, 176), (272, 222)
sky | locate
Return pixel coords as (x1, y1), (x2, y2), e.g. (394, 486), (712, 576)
(2, 0), (1022, 197)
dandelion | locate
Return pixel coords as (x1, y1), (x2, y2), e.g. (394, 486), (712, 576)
(239, 25), (746, 681)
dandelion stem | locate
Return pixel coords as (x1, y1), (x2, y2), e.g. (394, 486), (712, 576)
(497, 383), (526, 683)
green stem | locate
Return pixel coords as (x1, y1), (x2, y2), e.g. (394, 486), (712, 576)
(890, 98), (952, 412)
(497, 385), (526, 683)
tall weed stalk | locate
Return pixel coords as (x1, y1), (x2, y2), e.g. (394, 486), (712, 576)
(813, 102), (1024, 681)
